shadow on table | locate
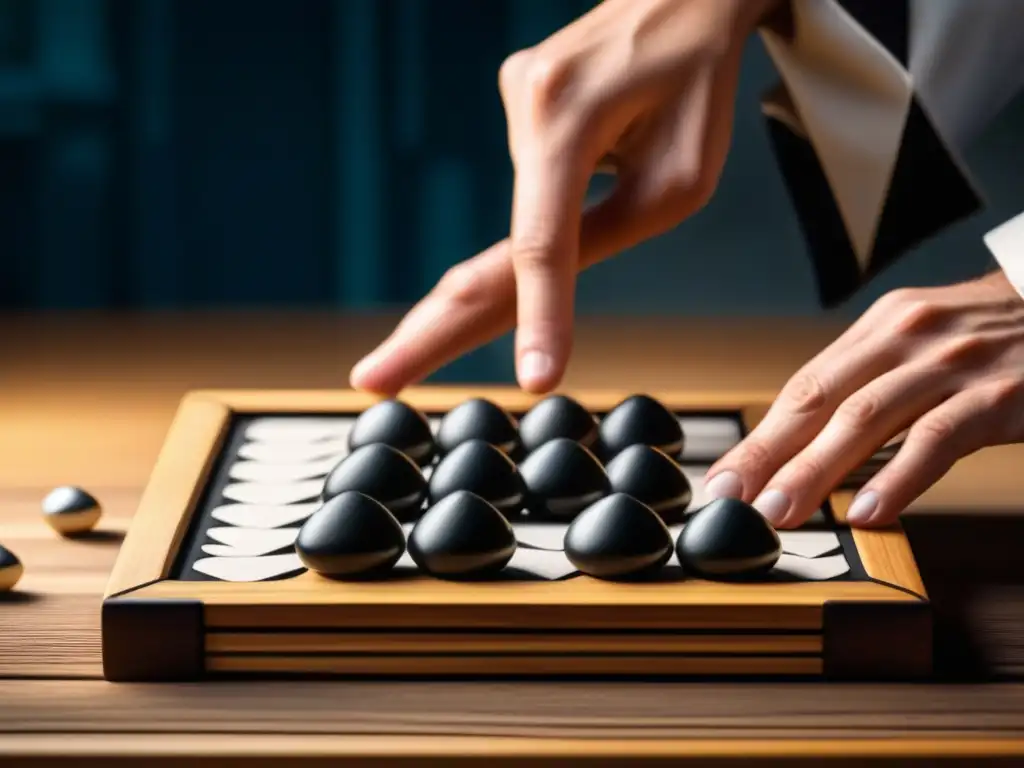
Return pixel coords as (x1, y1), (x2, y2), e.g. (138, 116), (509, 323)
(904, 511), (1024, 682)
(64, 529), (125, 545)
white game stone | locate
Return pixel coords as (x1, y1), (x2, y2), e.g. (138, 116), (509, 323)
(228, 456), (339, 483)
(776, 531), (841, 559)
(773, 553), (850, 581)
(245, 418), (351, 443)
(514, 524), (568, 551)
(509, 547), (578, 580)
(192, 553), (305, 582)
(204, 527), (299, 557)
(237, 438), (348, 464)
(678, 417), (742, 460)
(221, 480), (323, 506)
(210, 503), (320, 529)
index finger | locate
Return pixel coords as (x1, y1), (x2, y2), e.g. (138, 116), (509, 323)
(507, 139), (590, 393)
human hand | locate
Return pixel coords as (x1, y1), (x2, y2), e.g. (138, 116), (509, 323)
(704, 270), (1024, 529)
(350, 0), (782, 395)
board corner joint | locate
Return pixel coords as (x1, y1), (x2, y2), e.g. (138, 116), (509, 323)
(101, 591), (206, 682)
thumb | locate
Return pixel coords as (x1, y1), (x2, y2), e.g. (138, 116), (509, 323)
(507, 141), (590, 393)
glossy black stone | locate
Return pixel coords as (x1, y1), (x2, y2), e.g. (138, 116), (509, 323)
(0, 544), (18, 570)
(347, 399), (436, 466)
(518, 437), (611, 519)
(295, 491), (406, 578)
(604, 444), (693, 523)
(563, 493), (674, 579)
(427, 439), (526, 519)
(675, 498), (782, 580)
(321, 443), (426, 522)
(518, 394), (598, 453)
(0, 543), (22, 592)
(597, 394), (684, 459)
(435, 398), (520, 456)
(407, 491), (516, 578)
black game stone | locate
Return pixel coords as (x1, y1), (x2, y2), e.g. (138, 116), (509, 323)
(321, 443), (426, 522)
(435, 398), (520, 456)
(347, 399), (436, 466)
(0, 543), (23, 592)
(294, 491), (406, 578)
(518, 437), (611, 519)
(563, 493), (674, 580)
(597, 394), (684, 460)
(427, 439), (527, 520)
(604, 444), (693, 523)
(407, 490), (517, 579)
(41, 485), (102, 537)
(517, 394), (598, 453)
(675, 497), (782, 580)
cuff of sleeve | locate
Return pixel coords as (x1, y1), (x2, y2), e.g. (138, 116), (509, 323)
(984, 212), (1024, 294)
(759, 0), (982, 308)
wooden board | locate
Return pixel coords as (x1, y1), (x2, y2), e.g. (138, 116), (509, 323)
(101, 387), (931, 682)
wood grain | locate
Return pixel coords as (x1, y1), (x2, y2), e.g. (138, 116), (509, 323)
(5, 312), (1024, 761)
(213, 387), (778, 414)
(134, 576), (912, 629)
(4, 734), (1024, 766)
(205, 632), (823, 654)
(4, 679), (1024, 734)
(205, 655), (824, 676)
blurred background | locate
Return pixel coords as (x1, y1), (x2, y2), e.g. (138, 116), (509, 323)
(1, 0), (1023, 381)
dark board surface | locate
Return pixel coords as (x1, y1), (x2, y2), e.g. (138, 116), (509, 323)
(170, 409), (869, 586)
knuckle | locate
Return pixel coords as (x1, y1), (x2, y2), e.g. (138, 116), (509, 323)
(436, 264), (491, 309)
(782, 454), (826, 490)
(875, 286), (921, 313)
(982, 378), (1024, 410)
(834, 390), (884, 430)
(890, 295), (944, 337)
(911, 413), (958, 446)
(501, 48), (575, 115)
(931, 333), (992, 369)
(498, 49), (531, 96)
(662, 165), (717, 210)
(510, 242), (558, 273)
(732, 437), (773, 478)
(780, 370), (830, 415)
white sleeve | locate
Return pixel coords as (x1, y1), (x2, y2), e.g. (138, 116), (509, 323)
(758, 0), (1024, 307)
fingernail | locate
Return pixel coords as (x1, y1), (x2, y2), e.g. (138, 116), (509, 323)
(846, 490), (879, 525)
(705, 470), (742, 500)
(518, 350), (554, 388)
(752, 488), (790, 525)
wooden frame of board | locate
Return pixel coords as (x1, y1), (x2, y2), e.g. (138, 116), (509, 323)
(101, 388), (931, 682)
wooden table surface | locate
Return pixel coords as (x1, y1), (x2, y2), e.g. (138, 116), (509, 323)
(3, 311), (1024, 766)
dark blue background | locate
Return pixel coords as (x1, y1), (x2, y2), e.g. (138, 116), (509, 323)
(2, 0), (1022, 320)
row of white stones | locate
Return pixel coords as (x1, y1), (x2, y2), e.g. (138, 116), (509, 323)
(190, 416), (849, 582)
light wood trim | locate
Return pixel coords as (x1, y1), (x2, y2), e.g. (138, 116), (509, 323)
(103, 394), (232, 597)
(831, 491), (928, 598)
(831, 489), (852, 523)
(4, 733), (1023, 760)
(205, 654), (823, 676)
(194, 387), (779, 415)
(206, 631), (822, 655)
(132, 578), (913, 631)
(851, 527), (928, 598)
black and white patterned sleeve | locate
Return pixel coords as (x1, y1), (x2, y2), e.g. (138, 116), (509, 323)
(758, 0), (1024, 307)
